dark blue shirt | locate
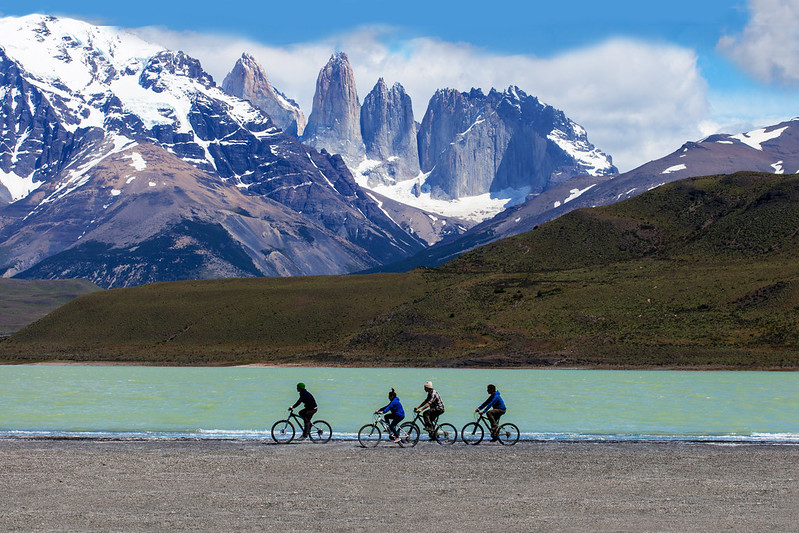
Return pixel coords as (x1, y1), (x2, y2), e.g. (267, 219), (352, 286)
(380, 396), (405, 417)
(478, 390), (506, 411)
(292, 388), (317, 409)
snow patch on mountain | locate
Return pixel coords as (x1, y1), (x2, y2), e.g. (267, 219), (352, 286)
(553, 184), (596, 208)
(731, 126), (788, 151)
(662, 164), (687, 174)
(547, 126), (616, 176)
(123, 152), (147, 171)
(353, 168), (530, 222)
(0, 169), (42, 201)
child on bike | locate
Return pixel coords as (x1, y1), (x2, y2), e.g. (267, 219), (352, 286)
(476, 384), (506, 442)
(289, 382), (317, 441)
(415, 381), (445, 438)
(375, 388), (405, 443)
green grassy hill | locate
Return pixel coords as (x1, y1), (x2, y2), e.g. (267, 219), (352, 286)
(3, 172), (799, 368)
(0, 279), (101, 336)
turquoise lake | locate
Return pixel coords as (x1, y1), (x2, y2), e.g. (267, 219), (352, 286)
(1, 366), (798, 441)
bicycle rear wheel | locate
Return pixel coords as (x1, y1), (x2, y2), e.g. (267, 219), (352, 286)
(271, 419), (295, 444)
(434, 423), (457, 445)
(398, 422), (420, 447)
(497, 423), (520, 446)
(309, 420), (332, 443)
(460, 422), (483, 445)
(358, 424), (381, 447)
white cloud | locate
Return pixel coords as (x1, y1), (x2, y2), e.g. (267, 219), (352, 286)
(718, 0), (799, 85)
(135, 26), (709, 172)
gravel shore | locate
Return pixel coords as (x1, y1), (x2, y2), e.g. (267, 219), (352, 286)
(1, 439), (797, 531)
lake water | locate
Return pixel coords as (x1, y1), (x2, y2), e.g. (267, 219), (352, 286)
(1, 366), (798, 442)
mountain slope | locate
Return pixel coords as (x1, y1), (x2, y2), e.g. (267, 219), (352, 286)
(4, 171), (799, 367)
(0, 15), (425, 286)
(0, 278), (100, 335)
(384, 118), (799, 271)
(3, 142), (386, 286)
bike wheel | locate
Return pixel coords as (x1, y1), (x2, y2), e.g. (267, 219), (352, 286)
(434, 423), (457, 445)
(460, 422), (484, 445)
(398, 422), (420, 447)
(271, 419), (295, 444)
(309, 420), (332, 443)
(497, 423), (520, 446)
(357, 424), (381, 447)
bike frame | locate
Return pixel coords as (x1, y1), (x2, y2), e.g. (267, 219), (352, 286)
(408, 408), (439, 431)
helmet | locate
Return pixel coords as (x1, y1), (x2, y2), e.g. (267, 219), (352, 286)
(297, 382), (306, 389)
(424, 381), (433, 389)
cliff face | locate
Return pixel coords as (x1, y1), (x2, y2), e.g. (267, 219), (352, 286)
(302, 52), (365, 165)
(417, 86), (617, 200)
(221, 53), (306, 137)
(359, 78), (420, 186)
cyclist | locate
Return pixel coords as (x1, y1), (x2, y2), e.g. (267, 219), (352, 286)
(476, 384), (506, 441)
(375, 388), (405, 443)
(415, 381), (445, 438)
(289, 382), (317, 441)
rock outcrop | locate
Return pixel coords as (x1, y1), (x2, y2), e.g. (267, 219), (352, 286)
(417, 86), (617, 200)
(222, 53), (306, 137)
(359, 78), (420, 186)
(302, 52), (365, 165)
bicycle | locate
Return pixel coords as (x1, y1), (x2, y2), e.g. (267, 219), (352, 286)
(357, 412), (420, 447)
(400, 409), (457, 445)
(271, 408), (332, 444)
(460, 411), (519, 445)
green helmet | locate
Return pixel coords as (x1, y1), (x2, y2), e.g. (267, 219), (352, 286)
(297, 382), (306, 389)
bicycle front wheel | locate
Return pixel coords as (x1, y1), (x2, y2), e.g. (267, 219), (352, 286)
(434, 423), (457, 445)
(460, 422), (483, 445)
(497, 423), (520, 446)
(398, 422), (420, 447)
(309, 420), (332, 443)
(358, 424), (381, 447)
(271, 419), (295, 444)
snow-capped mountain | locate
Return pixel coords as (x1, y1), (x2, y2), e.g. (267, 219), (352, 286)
(284, 52), (616, 228)
(222, 53), (306, 138)
(378, 118), (799, 271)
(0, 14), (425, 287)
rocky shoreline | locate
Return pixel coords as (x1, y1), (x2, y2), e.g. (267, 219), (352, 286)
(1, 439), (796, 531)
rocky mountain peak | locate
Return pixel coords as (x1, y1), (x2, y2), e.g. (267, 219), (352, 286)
(222, 53), (306, 137)
(359, 78), (420, 186)
(417, 85), (616, 200)
(139, 50), (214, 92)
(302, 51), (365, 165)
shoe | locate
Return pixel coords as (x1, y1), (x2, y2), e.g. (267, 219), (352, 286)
(393, 437), (401, 443)
(295, 436), (307, 442)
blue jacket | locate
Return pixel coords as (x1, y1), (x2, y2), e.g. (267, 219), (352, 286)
(478, 390), (506, 411)
(380, 396), (405, 417)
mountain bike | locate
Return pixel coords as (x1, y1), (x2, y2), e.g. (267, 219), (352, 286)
(460, 411), (519, 445)
(271, 408), (332, 444)
(357, 412), (420, 447)
(400, 409), (457, 445)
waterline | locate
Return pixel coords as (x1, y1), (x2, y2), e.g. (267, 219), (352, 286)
(2, 366), (798, 442)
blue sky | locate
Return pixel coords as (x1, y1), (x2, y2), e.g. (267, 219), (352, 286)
(2, 0), (798, 171)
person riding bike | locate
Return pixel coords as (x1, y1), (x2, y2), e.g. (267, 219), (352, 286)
(289, 382), (317, 441)
(415, 381), (445, 438)
(476, 384), (506, 442)
(376, 388), (405, 443)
